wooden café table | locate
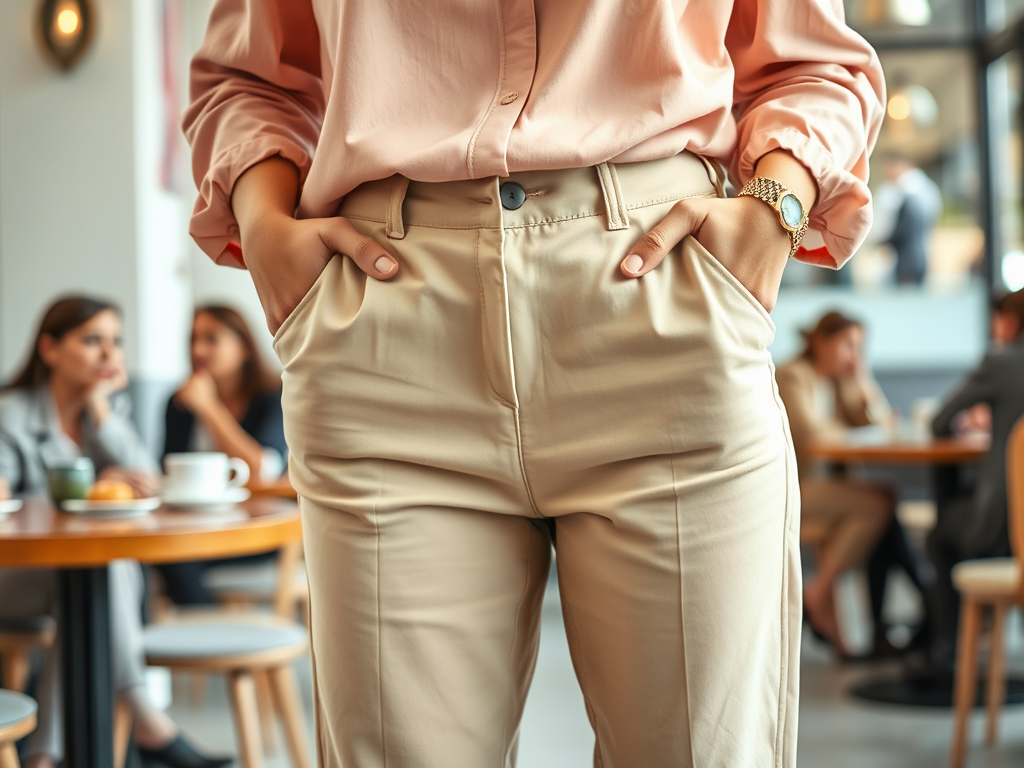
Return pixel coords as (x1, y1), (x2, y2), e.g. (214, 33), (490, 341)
(0, 497), (301, 768)
(805, 434), (989, 467)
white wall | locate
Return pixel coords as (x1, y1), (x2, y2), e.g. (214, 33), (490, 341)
(0, 0), (274, 451)
(0, 0), (140, 376)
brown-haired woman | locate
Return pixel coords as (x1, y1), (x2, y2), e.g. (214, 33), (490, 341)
(775, 311), (895, 652)
(0, 296), (230, 768)
(156, 305), (286, 605)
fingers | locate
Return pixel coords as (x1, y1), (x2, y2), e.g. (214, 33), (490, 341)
(320, 217), (399, 280)
(620, 198), (709, 278)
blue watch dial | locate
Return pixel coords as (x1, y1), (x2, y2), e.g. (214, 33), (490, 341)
(780, 194), (804, 229)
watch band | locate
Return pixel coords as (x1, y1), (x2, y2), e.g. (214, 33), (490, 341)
(737, 177), (809, 259)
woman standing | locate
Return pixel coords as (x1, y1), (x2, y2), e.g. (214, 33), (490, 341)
(186, 2), (884, 764)
(0, 297), (229, 768)
(157, 305), (286, 605)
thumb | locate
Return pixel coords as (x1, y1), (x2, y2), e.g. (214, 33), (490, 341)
(320, 217), (400, 280)
(620, 199), (709, 278)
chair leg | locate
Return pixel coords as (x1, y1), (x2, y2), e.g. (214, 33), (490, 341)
(0, 651), (30, 692)
(188, 672), (208, 708)
(254, 671), (279, 754)
(0, 743), (21, 768)
(985, 602), (1009, 746)
(951, 598), (984, 768)
(113, 695), (133, 768)
(268, 665), (311, 768)
(227, 671), (265, 768)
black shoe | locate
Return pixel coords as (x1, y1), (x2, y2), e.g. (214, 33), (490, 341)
(139, 735), (233, 768)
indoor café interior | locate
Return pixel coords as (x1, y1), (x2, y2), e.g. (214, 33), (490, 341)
(4, 0), (1024, 766)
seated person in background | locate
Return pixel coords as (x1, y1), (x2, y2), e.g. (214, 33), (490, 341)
(776, 311), (905, 653)
(927, 288), (1024, 665)
(156, 305), (286, 605)
(0, 296), (228, 768)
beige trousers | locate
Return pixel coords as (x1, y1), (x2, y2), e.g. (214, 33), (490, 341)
(274, 152), (802, 768)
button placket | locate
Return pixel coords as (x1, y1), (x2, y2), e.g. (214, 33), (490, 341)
(465, 0), (537, 179)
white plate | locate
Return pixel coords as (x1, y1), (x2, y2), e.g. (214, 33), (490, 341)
(0, 499), (23, 517)
(61, 497), (161, 518)
(161, 487), (251, 511)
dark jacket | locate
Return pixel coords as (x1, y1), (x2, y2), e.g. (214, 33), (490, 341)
(162, 389), (287, 466)
(932, 336), (1024, 556)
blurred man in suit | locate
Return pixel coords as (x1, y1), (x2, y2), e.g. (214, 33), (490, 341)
(927, 289), (1024, 663)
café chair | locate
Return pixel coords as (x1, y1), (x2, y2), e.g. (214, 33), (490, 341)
(949, 416), (1024, 768)
(0, 689), (37, 768)
(204, 541), (310, 624)
(181, 541), (307, 753)
(0, 616), (56, 692)
(143, 615), (310, 768)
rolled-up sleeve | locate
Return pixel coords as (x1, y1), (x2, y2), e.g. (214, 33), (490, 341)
(726, 0), (885, 268)
(184, 0), (325, 267)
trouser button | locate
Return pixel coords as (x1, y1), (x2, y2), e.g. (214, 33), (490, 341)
(500, 182), (527, 211)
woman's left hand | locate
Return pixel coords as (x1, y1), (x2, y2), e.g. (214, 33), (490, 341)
(620, 196), (791, 312)
(86, 360), (129, 427)
(175, 371), (220, 416)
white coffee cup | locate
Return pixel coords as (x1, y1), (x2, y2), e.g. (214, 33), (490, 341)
(163, 453), (250, 500)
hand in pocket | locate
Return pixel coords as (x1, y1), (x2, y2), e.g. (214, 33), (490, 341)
(243, 213), (399, 335)
(232, 157), (401, 335)
(619, 196), (791, 312)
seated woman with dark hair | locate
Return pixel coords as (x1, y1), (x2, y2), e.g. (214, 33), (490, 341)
(156, 305), (287, 605)
(0, 296), (228, 768)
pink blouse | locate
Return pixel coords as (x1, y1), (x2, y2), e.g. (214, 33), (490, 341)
(185, 0), (884, 269)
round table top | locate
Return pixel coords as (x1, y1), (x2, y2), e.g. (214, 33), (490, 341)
(806, 435), (989, 465)
(0, 497), (301, 568)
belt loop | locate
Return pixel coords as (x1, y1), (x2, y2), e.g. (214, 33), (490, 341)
(386, 175), (411, 240)
(697, 155), (727, 199)
(596, 162), (630, 231)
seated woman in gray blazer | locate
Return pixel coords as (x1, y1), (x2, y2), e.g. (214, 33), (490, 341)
(0, 297), (228, 768)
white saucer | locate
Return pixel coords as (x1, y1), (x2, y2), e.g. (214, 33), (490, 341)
(61, 497), (161, 518)
(162, 487), (251, 511)
(0, 499), (23, 518)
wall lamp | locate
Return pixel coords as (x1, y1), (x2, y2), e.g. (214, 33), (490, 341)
(38, 0), (95, 70)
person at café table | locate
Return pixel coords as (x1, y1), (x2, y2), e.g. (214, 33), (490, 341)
(926, 288), (1024, 666)
(155, 304), (286, 605)
(776, 311), (908, 654)
(0, 296), (231, 768)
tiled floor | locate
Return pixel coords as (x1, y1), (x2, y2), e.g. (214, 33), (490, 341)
(165, 575), (1024, 767)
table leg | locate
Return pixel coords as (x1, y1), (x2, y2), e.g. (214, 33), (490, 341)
(59, 567), (114, 768)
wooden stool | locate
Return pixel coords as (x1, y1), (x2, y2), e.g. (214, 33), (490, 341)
(0, 690), (37, 768)
(0, 617), (56, 693)
(144, 617), (310, 768)
(950, 415), (1024, 767)
(949, 558), (1020, 768)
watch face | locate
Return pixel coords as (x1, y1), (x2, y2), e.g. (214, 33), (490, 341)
(780, 194), (804, 229)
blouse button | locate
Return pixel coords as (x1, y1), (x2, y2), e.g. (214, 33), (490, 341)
(499, 91), (519, 105)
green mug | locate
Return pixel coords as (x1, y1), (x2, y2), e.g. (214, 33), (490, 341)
(47, 458), (95, 508)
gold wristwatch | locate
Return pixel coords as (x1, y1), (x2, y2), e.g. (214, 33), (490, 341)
(737, 177), (809, 259)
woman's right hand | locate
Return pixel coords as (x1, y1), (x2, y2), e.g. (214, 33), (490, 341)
(0, 477), (10, 501)
(233, 157), (399, 335)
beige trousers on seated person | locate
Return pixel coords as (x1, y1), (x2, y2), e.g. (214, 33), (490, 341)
(274, 152), (802, 768)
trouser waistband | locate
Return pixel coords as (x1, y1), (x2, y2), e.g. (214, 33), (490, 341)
(338, 151), (724, 236)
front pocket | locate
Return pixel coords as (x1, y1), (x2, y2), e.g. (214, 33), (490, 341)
(685, 236), (776, 336)
(272, 255), (336, 353)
